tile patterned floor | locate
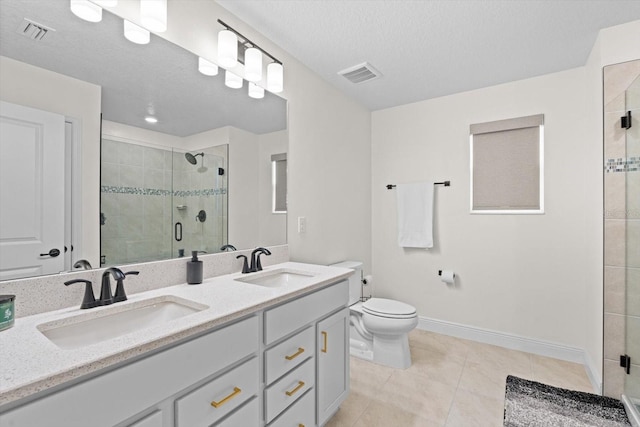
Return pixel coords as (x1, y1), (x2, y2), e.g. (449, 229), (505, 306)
(325, 329), (594, 427)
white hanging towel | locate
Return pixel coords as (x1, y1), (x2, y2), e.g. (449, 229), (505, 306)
(396, 182), (434, 248)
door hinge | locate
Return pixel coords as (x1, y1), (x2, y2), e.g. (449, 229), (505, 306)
(621, 111), (632, 129)
(620, 354), (631, 374)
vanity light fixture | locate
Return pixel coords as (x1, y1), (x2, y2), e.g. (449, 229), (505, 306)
(267, 62), (284, 93)
(217, 19), (284, 93)
(140, 0), (167, 33)
(124, 20), (150, 45)
(244, 47), (262, 82)
(198, 57), (219, 76)
(144, 116), (158, 124)
(248, 82), (264, 99)
(225, 70), (243, 89)
(217, 29), (238, 68)
(70, 0), (102, 23)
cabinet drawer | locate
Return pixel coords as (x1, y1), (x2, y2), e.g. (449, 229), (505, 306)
(268, 389), (315, 427)
(0, 316), (259, 427)
(265, 326), (315, 384)
(264, 281), (348, 344)
(128, 410), (163, 427)
(264, 358), (315, 423)
(215, 397), (259, 427)
(175, 357), (259, 427)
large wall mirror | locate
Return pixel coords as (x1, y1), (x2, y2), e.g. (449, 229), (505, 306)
(0, 0), (287, 280)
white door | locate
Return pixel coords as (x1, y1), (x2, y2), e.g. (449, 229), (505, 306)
(0, 101), (65, 280)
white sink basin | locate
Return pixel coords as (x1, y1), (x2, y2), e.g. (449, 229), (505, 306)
(235, 268), (317, 288)
(38, 296), (208, 350)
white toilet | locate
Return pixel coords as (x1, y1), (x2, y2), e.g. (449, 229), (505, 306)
(332, 261), (418, 369)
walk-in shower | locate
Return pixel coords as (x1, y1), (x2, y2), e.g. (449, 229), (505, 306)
(621, 73), (640, 427)
(100, 140), (228, 266)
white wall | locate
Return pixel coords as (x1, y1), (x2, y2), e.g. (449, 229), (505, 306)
(106, 0), (372, 270)
(372, 68), (594, 352)
(0, 56), (102, 266)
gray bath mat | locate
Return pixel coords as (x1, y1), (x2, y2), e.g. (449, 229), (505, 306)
(504, 375), (631, 426)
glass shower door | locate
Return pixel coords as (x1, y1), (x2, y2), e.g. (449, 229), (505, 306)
(171, 145), (228, 258)
(624, 75), (640, 426)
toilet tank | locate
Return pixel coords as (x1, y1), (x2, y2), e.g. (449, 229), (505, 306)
(330, 261), (362, 306)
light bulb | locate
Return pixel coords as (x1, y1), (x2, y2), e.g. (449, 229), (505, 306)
(70, 0), (102, 22)
(218, 29), (238, 68)
(124, 20), (150, 44)
(140, 0), (167, 33)
(267, 62), (284, 93)
(145, 116), (158, 124)
(225, 70), (243, 89)
(198, 57), (219, 76)
(244, 47), (262, 82)
(248, 83), (264, 99)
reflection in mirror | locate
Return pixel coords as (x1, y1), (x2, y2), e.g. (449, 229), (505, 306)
(100, 133), (228, 266)
(0, 0), (287, 280)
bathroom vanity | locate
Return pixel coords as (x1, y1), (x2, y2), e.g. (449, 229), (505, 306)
(0, 262), (352, 427)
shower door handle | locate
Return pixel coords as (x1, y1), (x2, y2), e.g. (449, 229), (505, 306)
(174, 222), (183, 242)
(40, 248), (61, 257)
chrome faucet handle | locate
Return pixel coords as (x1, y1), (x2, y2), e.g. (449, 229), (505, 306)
(113, 271), (139, 303)
(64, 279), (97, 309)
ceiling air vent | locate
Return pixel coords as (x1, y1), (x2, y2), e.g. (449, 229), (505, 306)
(16, 18), (55, 41)
(338, 62), (381, 84)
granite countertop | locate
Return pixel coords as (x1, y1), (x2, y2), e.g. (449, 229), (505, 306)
(0, 262), (353, 407)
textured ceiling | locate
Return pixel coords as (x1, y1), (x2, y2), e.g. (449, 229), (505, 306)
(217, 0), (640, 111)
(0, 0), (286, 136)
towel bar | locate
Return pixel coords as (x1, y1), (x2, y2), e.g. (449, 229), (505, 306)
(386, 181), (450, 189)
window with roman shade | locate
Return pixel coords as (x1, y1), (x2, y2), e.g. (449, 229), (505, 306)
(470, 114), (544, 213)
(271, 153), (287, 213)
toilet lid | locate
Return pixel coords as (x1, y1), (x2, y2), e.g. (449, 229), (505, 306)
(362, 298), (417, 318)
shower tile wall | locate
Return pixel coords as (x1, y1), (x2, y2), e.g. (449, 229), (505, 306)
(603, 59), (640, 398)
(101, 139), (173, 265)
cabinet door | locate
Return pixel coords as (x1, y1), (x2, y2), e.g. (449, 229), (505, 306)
(317, 308), (349, 426)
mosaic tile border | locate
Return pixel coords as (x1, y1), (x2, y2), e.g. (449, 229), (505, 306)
(605, 157), (640, 173)
(101, 186), (227, 196)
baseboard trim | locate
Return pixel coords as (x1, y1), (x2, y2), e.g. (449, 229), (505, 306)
(417, 316), (602, 393)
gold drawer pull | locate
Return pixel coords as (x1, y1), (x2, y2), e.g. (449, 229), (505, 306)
(285, 381), (305, 396)
(285, 347), (305, 361)
(321, 331), (328, 353)
(210, 387), (241, 408)
(299, 425), (305, 427)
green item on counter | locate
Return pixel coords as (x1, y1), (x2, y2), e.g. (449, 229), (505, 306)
(0, 295), (15, 331)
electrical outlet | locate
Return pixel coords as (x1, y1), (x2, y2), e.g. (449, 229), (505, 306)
(297, 216), (307, 233)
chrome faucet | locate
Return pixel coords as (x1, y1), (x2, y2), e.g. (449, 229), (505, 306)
(99, 267), (125, 306)
(249, 247), (271, 273)
(220, 244), (237, 252)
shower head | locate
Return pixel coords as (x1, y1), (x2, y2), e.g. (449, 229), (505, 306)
(185, 152), (204, 165)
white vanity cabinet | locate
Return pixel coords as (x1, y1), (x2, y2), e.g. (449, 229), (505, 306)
(0, 278), (350, 427)
(317, 308), (350, 426)
(263, 281), (349, 426)
(0, 316), (260, 427)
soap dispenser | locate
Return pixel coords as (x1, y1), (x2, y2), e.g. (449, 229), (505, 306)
(187, 251), (203, 284)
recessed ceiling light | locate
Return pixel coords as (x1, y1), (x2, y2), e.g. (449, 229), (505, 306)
(145, 116), (158, 123)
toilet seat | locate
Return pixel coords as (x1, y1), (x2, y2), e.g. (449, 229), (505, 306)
(362, 298), (417, 319)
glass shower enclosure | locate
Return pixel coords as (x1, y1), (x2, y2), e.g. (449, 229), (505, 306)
(622, 75), (640, 427)
(100, 139), (228, 266)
